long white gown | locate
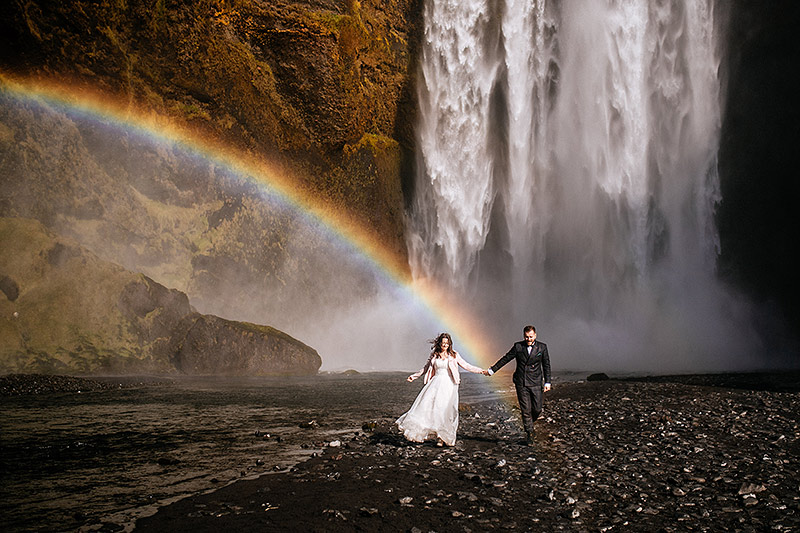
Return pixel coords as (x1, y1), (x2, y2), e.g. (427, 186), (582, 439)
(396, 357), (459, 446)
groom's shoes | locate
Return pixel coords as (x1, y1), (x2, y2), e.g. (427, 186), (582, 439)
(525, 431), (535, 445)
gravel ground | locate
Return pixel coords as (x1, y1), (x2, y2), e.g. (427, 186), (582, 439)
(0, 374), (172, 395)
(134, 374), (800, 532)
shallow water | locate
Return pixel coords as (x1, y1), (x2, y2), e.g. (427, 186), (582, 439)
(0, 372), (501, 532)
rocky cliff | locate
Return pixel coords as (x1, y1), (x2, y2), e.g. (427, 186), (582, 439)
(0, 217), (321, 375)
(0, 0), (421, 373)
(1, 0), (421, 260)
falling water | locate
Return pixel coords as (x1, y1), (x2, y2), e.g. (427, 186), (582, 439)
(406, 0), (503, 284)
(408, 0), (762, 372)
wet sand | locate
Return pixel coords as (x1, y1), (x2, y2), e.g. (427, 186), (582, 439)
(135, 373), (800, 532)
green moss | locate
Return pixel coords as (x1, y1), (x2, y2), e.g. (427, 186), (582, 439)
(235, 320), (306, 346)
(345, 133), (400, 156)
(304, 8), (368, 60)
(175, 101), (211, 121)
(0, 218), (170, 373)
(6, 0), (417, 276)
(151, 0), (166, 33)
(309, 11), (345, 31)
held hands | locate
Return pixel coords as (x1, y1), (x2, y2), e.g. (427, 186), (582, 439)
(482, 369), (490, 375)
(407, 375), (416, 382)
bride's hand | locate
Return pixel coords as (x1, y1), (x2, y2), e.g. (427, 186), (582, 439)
(407, 375), (414, 382)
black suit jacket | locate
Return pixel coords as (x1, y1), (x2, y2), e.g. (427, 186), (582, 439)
(490, 340), (551, 387)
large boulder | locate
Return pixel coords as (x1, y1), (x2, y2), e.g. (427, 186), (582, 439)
(168, 314), (321, 376)
(0, 217), (321, 375)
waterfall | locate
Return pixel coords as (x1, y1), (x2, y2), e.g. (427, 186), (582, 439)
(408, 0), (761, 372)
(406, 0), (503, 286)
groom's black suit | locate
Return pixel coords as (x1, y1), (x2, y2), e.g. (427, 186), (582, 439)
(490, 340), (551, 435)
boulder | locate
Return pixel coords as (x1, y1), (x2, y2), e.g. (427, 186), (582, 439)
(0, 217), (321, 375)
(168, 313), (321, 376)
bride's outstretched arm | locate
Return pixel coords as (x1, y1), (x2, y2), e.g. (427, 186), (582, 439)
(454, 352), (485, 374)
(408, 354), (433, 381)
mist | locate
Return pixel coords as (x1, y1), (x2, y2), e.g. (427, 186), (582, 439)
(406, 0), (791, 373)
(1, 90), (461, 372)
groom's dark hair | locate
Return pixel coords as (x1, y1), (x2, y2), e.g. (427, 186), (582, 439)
(523, 325), (536, 334)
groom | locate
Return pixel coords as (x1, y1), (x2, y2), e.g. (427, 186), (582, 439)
(487, 325), (551, 445)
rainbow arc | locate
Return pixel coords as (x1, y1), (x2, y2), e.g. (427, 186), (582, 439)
(0, 73), (497, 368)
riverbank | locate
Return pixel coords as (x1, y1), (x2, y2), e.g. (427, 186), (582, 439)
(0, 373), (174, 395)
(134, 373), (800, 532)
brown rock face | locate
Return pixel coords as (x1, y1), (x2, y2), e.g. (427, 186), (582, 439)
(169, 314), (322, 375)
(1, 0), (422, 260)
(0, 0), (419, 337)
(0, 275), (19, 302)
(0, 217), (322, 376)
(118, 276), (192, 345)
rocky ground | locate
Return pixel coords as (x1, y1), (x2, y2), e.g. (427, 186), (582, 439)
(134, 374), (800, 532)
(0, 373), (172, 395)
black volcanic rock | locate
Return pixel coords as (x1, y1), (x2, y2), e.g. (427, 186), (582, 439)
(718, 2), (800, 333)
(0, 373), (170, 395)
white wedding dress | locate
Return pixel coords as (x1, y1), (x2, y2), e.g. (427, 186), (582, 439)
(396, 357), (459, 445)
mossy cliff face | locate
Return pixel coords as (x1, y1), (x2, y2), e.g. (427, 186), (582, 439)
(1, 0), (421, 260)
(0, 1), (421, 374)
(0, 93), (382, 351)
(0, 217), (321, 375)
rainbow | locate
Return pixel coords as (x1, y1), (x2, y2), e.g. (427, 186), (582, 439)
(0, 72), (498, 368)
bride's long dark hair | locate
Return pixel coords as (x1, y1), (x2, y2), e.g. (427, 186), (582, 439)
(430, 332), (456, 358)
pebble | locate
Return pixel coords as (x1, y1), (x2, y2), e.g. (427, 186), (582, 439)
(133, 375), (800, 531)
(0, 373), (170, 395)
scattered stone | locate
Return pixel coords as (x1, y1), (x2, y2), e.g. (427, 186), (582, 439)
(0, 374), (171, 396)
(738, 483), (766, 495)
(130, 376), (800, 532)
(743, 495), (759, 507)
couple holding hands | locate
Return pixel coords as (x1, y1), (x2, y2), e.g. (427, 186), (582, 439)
(396, 326), (551, 447)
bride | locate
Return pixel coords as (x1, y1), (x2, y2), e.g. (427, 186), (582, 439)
(396, 333), (487, 446)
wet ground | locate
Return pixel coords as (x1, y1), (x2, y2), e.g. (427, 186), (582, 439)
(3, 372), (799, 532)
(0, 373), (444, 531)
(135, 373), (800, 532)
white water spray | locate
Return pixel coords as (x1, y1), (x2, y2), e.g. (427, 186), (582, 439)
(406, 0), (502, 286)
(408, 0), (762, 372)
